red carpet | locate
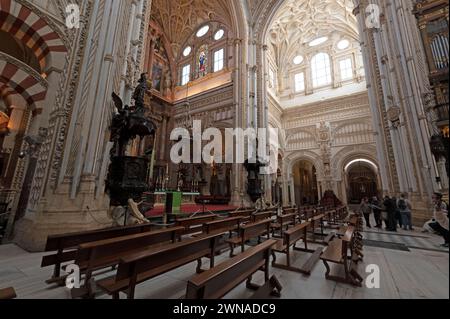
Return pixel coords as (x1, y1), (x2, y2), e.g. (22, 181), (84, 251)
(145, 204), (238, 217)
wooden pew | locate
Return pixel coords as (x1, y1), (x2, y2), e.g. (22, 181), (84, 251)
(41, 223), (153, 285)
(282, 207), (297, 215)
(175, 214), (218, 235)
(96, 233), (222, 299)
(71, 226), (184, 298)
(320, 226), (363, 287)
(251, 211), (274, 223)
(271, 222), (323, 275)
(228, 209), (254, 221)
(201, 216), (244, 254)
(226, 219), (272, 257)
(271, 213), (297, 237)
(0, 287), (16, 299)
(202, 217), (242, 236)
(186, 240), (282, 299)
(308, 213), (325, 243)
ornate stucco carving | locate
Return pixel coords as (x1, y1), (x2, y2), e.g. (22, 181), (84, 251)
(386, 106), (401, 126)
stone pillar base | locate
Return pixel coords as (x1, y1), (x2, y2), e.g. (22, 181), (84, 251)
(410, 196), (433, 227)
(229, 191), (254, 208)
(12, 209), (113, 252)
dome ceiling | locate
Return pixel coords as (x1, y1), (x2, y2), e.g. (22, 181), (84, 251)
(151, 0), (232, 59)
(267, 0), (359, 66)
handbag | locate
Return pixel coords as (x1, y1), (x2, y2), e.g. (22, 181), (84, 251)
(381, 211), (388, 220)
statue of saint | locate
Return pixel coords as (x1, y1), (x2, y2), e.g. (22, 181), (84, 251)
(132, 73), (148, 114)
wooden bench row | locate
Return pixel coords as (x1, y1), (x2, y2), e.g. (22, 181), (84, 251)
(39, 204), (350, 298)
(41, 223), (155, 284)
(319, 214), (364, 287)
(186, 240), (282, 299)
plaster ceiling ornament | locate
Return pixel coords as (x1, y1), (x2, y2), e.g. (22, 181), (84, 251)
(151, 0), (232, 59)
(267, 0), (358, 66)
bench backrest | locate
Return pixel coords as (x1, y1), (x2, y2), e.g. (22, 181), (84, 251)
(75, 227), (184, 268)
(228, 209), (254, 218)
(282, 207), (297, 215)
(44, 223), (153, 251)
(115, 233), (221, 283)
(284, 222), (309, 247)
(41, 223), (153, 268)
(240, 219), (271, 241)
(278, 213), (297, 227)
(342, 226), (355, 243)
(304, 209), (315, 219)
(252, 211), (273, 222)
(186, 239), (277, 299)
(203, 217), (242, 234)
(175, 214), (218, 234)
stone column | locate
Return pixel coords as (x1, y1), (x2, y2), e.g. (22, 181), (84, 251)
(230, 39), (244, 206)
(354, 0), (438, 224)
(13, 0), (151, 251)
(261, 44), (272, 202)
(353, 1), (394, 195)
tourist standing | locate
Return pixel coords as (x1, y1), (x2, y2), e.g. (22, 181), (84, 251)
(429, 192), (449, 248)
(372, 196), (382, 228)
(383, 195), (397, 232)
(397, 193), (413, 230)
(360, 197), (372, 228)
(392, 196), (402, 228)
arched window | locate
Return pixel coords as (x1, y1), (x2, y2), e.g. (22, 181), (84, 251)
(294, 73), (305, 92)
(311, 53), (332, 88)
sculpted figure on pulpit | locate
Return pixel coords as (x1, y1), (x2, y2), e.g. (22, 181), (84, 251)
(133, 73), (148, 114)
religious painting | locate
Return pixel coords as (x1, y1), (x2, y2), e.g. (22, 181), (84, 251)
(197, 45), (208, 78)
(152, 64), (163, 92)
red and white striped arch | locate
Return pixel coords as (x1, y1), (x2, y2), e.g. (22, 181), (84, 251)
(0, 59), (47, 110)
(0, 0), (67, 71)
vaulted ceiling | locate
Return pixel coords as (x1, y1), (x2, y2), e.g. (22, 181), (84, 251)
(150, 0), (233, 59)
(267, 0), (359, 66)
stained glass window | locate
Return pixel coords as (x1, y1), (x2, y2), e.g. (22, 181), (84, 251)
(198, 45), (208, 77)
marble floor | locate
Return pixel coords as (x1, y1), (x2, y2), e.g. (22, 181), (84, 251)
(0, 227), (448, 299)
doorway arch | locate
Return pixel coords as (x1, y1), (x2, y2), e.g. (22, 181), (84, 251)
(344, 159), (380, 204)
(292, 159), (319, 206)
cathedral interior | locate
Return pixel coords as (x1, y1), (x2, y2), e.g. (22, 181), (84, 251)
(0, 0), (448, 300)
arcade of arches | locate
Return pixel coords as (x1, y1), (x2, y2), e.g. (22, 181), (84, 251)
(0, 0), (448, 255)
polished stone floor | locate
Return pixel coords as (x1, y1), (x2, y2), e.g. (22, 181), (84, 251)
(0, 225), (448, 299)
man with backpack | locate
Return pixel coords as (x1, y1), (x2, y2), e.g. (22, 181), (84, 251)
(397, 193), (413, 231)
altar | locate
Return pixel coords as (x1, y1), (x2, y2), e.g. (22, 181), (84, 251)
(153, 191), (200, 214)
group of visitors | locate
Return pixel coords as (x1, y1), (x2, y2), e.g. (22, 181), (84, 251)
(359, 192), (449, 248)
(359, 194), (412, 231)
